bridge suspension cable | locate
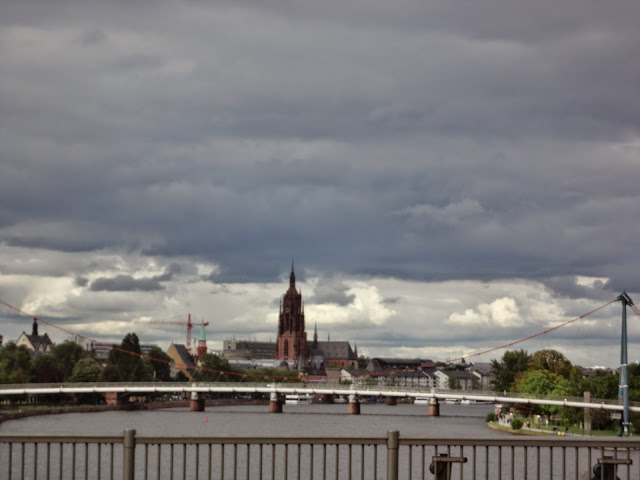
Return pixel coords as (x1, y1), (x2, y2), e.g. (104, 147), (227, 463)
(357, 298), (619, 378)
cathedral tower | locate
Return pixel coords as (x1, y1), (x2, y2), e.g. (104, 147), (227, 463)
(276, 262), (307, 361)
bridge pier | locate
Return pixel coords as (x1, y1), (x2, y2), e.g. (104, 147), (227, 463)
(190, 392), (205, 412)
(317, 394), (334, 404)
(348, 394), (360, 414)
(385, 396), (397, 406)
(428, 397), (440, 417)
(269, 392), (283, 413)
(104, 392), (130, 406)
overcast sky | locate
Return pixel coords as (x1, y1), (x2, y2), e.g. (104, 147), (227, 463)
(1, 0), (639, 368)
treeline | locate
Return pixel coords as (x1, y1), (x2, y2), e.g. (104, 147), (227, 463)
(491, 348), (636, 430)
(0, 332), (300, 387)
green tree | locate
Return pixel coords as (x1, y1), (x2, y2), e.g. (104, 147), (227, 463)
(357, 356), (369, 370)
(490, 349), (530, 392)
(470, 377), (481, 391)
(0, 343), (32, 383)
(528, 349), (572, 379)
(244, 368), (301, 383)
(106, 333), (153, 382)
(515, 369), (570, 415)
(68, 357), (104, 404)
(147, 347), (172, 381)
(99, 364), (121, 382)
(69, 357), (103, 382)
(193, 353), (241, 382)
(51, 341), (87, 381)
(627, 362), (640, 403)
(448, 376), (461, 389)
(579, 371), (619, 400)
(31, 353), (63, 383)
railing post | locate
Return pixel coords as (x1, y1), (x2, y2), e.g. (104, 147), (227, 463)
(123, 429), (136, 480)
(386, 430), (399, 480)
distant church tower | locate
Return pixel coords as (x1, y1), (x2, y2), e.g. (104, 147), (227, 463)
(276, 262), (307, 361)
(196, 318), (208, 358)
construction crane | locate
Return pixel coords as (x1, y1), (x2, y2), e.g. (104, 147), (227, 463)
(134, 314), (209, 355)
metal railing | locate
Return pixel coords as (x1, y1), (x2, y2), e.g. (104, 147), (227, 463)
(2, 430), (640, 479)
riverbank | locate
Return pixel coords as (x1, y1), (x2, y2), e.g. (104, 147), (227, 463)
(488, 421), (553, 435)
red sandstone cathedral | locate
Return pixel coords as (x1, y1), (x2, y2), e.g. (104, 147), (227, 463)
(276, 263), (307, 361)
(275, 263), (358, 370)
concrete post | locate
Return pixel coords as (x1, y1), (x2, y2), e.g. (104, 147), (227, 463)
(583, 391), (592, 435)
(428, 397), (440, 416)
(386, 430), (399, 480)
(269, 392), (283, 413)
(189, 391), (205, 411)
(123, 429), (136, 480)
(385, 396), (397, 406)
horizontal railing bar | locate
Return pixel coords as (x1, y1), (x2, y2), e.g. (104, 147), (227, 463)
(136, 437), (388, 446)
(0, 434), (124, 444)
(431, 456), (467, 463)
(3, 433), (639, 450)
(399, 438), (640, 448)
(0, 434), (387, 447)
(598, 458), (633, 464)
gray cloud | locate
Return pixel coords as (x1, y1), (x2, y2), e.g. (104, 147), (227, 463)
(543, 276), (613, 301)
(90, 275), (165, 292)
(0, 0), (639, 364)
(307, 276), (355, 306)
(90, 265), (181, 292)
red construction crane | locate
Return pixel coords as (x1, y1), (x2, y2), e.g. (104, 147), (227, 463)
(134, 314), (209, 354)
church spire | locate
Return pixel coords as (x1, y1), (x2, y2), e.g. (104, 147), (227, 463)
(313, 321), (318, 349)
(289, 260), (296, 289)
(199, 317), (206, 341)
(197, 317), (208, 358)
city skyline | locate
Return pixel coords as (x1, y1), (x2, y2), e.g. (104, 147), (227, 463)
(1, 1), (639, 368)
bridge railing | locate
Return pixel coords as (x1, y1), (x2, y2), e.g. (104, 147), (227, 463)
(1, 430), (639, 480)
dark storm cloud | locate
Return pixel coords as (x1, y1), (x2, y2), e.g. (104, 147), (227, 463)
(544, 276), (613, 302)
(90, 265), (181, 292)
(90, 275), (165, 292)
(1, 0), (639, 291)
(156, 263), (182, 281)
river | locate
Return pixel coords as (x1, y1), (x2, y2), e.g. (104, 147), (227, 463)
(0, 402), (507, 438)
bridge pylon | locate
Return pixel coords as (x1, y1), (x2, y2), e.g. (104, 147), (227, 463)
(617, 291), (634, 437)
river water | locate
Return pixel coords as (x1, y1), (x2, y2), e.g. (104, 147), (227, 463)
(0, 402), (505, 438)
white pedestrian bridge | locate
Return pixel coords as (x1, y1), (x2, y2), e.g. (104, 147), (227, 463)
(0, 381), (636, 412)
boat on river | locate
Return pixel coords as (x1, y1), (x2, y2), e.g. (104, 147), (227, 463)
(285, 394), (313, 405)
